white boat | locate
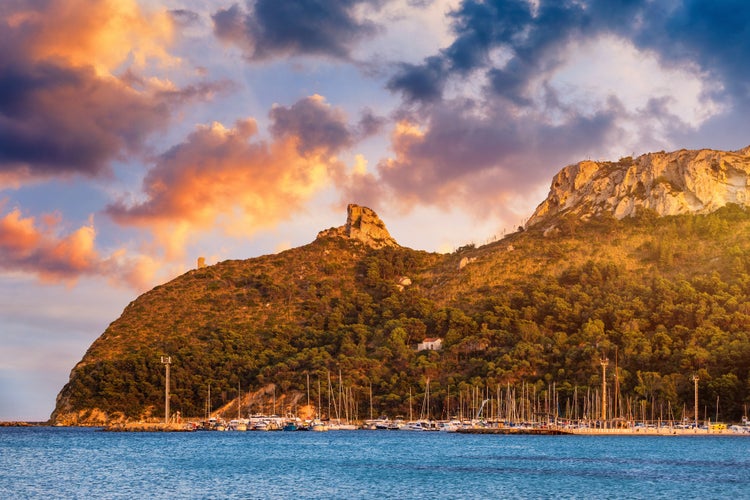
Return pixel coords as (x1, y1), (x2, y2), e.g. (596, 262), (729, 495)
(310, 419), (329, 432)
(404, 421), (426, 431)
(439, 420), (462, 432)
(229, 419), (248, 431)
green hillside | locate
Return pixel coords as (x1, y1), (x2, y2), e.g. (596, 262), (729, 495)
(52, 205), (750, 424)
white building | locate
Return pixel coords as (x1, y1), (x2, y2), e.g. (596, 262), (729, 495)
(417, 337), (443, 351)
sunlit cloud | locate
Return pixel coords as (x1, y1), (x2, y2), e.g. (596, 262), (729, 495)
(6, 0), (176, 76)
(0, 207), (98, 283)
(107, 95), (358, 259)
(104, 250), (168, 292)
(0, 205), (168, 290)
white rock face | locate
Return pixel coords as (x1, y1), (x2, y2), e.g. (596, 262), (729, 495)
(527, 146), (750, 228)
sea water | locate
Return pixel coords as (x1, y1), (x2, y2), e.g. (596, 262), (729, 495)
(1, 427), (749, 499)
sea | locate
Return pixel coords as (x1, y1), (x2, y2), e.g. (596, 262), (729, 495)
(2, 427), (749, 499)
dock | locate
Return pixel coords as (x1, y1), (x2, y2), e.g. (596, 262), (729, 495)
(104, 422), (193, 432)
(456, 427), (569, 435)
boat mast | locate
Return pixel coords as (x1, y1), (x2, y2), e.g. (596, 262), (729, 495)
(327, 371), (332, 421)
(409, 386), (413, 422)
(307, 372), (311, 410)
(601, 357), (608, 425)
(447, 385), (451, 420)
(614, 347), (620, 420)
(318, 377), (322, 419)
(693, 374), (699, 428)
(207, 383), (211, 420)
(338, 369), (344, 423)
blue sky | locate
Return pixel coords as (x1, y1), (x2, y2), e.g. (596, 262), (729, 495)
(1, 0), (749, 421)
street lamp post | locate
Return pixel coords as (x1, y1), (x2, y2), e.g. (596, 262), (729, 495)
(161, 356), (172, 424)
(601, 357), (609, 426)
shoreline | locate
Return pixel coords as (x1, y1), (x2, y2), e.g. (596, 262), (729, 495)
(458, 425), (749, 436)
(0, 421), (48, 427)
(103, 422), (193, 432)
(3, 421), (749, 436)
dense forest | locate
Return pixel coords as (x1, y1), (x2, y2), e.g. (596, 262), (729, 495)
(52, 205), (750, 424)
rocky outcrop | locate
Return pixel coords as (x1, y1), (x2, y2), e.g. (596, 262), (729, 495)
(527, 146), (750, 228)
(317, 204), (399, 249)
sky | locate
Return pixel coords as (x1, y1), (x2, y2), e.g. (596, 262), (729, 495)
(1, 0), (749, 421)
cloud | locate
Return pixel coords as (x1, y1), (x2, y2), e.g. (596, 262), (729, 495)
(169, 9), (201, 29)
(3, 0), (176, 76)
(107, 95), (358, 258)
(387, 56), (447, 103)
(0, 56), (171, 181)
(636, 1), (750, 101)
(0, 1), (223, 186)
(356, 108), (387, 138)
(0, 207), (98, 282)
(375, 0), (737, 219)
(372, 99), (618, 212)
(270, 94), (354, 154)
(212, 0), (384, 61)
(388, 0), (746, 108)
(0, 204), (165, 290)
(387, 0), (634, 105)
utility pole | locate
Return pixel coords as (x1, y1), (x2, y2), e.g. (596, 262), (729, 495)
(601, 357), (609, 426)
(161, 356), (172, 424)
(692, 374), (699, 428)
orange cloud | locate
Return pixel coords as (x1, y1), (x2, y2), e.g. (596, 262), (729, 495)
(108, 96), (354, 259)
(0, 208), (99, 283)
(109, 120), (335, 257)
(0, 208), (42, 254)
(7, 0), (175, 75)
(103, 250), (168, 292)
(0, 207), (161, 289)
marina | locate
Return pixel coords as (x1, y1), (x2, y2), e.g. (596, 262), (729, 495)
(109, 365), (750, 436)
(101, 414), (750, 436)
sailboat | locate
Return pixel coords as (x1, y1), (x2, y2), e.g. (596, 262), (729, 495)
(311, 377), (329, 431)
(405, 379), (436, 431)
(202, 383), (215, 430)
(232, 383), (247, 431)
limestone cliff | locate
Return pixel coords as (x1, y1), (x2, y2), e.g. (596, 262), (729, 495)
(317, 204), (399, 249)
(527, 145), (750, 228)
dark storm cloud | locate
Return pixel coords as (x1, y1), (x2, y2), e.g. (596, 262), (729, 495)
(388, 0), (599, 104)
(0, 54), (169, 179)
(390, 0), (749, 105)
(636, 0), (750, 99)
(387, 56), (447, 103)
(212, 0), (384, 60)
(269, 95), (354, 155)
(443, 0), (534, 73)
